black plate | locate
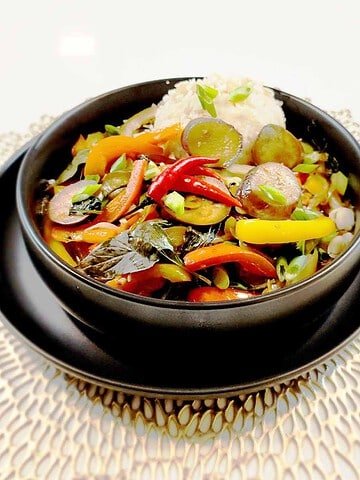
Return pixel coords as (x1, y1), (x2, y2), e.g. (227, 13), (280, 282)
(1, 146), (360, 398)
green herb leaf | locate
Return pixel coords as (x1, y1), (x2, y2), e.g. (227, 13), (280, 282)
(331, 171), (348, 195)
(229, 85), (252, 103)
(71, 184), (101, 204)
(291, 207), (321, 220)
(56, 149), (90, 185)
(293, 163), (318, 173)
(256, 185), (287, 206)
(110, 153), (128, 173)
(105, 124), (121, 135)
(69, 196), (103, 216)
(164, 191), (185, 216)
(196, 84), (218, 118)
(78, 230), (157, 280)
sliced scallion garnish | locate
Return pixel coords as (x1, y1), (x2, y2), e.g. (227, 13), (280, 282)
(164, 191), (185, 216)
(105, 124), (121, 135)
(291, 207), (321, 220)
(196, 84), (218, 118)
(303, 151), (321, 164)
(331, 171), (348, 195)
(293, 163), (318, 173)
(71, 184), (101, 204)
(144, 160), (160, 181)
(110, 153), (128, 173)
(85, 174), (100, 183)
(229, 84), (252, 103)
(256, 185), (287, 206)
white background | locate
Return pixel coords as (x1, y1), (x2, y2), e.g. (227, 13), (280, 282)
(0, 0), (359, 134)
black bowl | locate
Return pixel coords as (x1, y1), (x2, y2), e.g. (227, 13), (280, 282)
(16, 78), (360, 339)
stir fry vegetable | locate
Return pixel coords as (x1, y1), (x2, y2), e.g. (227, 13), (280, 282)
(35, 87), (356, 302)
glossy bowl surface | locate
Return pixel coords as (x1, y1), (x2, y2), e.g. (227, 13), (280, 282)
(16, 78), (360, 335)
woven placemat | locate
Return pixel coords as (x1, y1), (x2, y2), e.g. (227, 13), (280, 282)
(0, 111), (359, 479)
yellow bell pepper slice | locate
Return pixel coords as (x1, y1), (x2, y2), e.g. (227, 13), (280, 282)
(236, 217), (336, 244)
(48, 239), (77, 267)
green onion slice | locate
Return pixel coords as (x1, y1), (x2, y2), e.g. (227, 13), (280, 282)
(196, 84), (218, 118)
(105, 124), (121, 135)
(144, 160), (160, 181)
(229, 85), (252, 103)
(331, 171), (348, 195)
(71, 184), (101, 204)
(110, 153), (128, 172)
(303, 151), (321, 164)
(293, 163), (318, 173)
(291, 207), (321, 220)
(164, 191), (185, 216)
(256, 185), (287, 206)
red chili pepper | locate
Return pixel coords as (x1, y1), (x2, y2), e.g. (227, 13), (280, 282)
(147, 156), (218, 202)
(171, 175), (241, 207)
(183, 243), (276, 278)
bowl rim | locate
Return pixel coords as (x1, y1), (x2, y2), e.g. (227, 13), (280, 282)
(16, 77), (360, 310)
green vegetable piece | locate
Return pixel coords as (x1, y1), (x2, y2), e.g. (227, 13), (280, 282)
(285, 250), (318, 285)
(56, 149), (90, 185)
(110, 153), (128, 173)
(105, 124), (121, 135)
(301, 142), (314, 154)
(229, 85), (252, 103)
(85, 174), (100, 182)
(293, 163), (318, 173)
(196, 84), (218, 118)
(291, 207), (321, 220)
(164, 191), (185, 216)
(86, 132), (104, 147)
(213, 266), (230, 290)
(303, 151), (321, 164)
(276, 256), (288, 282)
(144, 160), (160, 181)
(181, 117), (243, 167)
(331, 171), (348, 195)
(71, 184), (101, 204)
(256, 185), (287, 206)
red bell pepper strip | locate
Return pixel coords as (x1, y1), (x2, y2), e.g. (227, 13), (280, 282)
(147, 156), (218, 202)
(171, 175), (241, 207)
(187, 286), (257, 302)
(97, 158), (147, 223)
(183, 243), (276, 277)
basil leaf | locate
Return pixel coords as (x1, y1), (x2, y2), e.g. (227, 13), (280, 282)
(69, 196), (103, 216)
(78, 230), (157, 280)
(256, 185), (287, 206)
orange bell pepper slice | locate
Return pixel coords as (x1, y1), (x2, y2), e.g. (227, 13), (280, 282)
(183, 243), (276, 278)
(97, 158), (147, 223)
(84, 124), (181, 177)
(187, 286), (257, 302)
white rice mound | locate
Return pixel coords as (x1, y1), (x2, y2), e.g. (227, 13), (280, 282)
(154, 74), (286, 147)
